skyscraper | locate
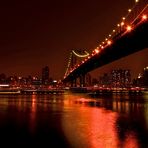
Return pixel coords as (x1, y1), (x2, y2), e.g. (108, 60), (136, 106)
(42, 66), (49, 85)
(111, 69), (131, 87)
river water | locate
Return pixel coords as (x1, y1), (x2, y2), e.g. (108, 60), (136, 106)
(0, 92), (147, 148)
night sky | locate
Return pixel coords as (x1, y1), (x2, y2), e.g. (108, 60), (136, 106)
(0, 0), (147, 80)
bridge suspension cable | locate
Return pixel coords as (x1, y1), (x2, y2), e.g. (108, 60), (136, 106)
(72, 50), (89, 58)
(64, 52), (73, 78)
(64, 49), (90, 78)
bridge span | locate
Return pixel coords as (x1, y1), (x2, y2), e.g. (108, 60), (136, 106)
(63, 2), (148, 86)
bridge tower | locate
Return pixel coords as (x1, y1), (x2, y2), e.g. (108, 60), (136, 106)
(64, 49), (90, 87)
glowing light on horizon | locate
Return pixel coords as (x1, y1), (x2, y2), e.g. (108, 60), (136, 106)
(0, 84), (9, 87)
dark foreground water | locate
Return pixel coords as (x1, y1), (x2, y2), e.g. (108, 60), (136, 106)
(0, 92), (148, 148)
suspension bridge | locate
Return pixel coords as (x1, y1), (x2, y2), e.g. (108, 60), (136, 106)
(63, 0), (148, 87)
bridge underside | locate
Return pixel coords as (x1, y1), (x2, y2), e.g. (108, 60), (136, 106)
(63, 21), (148, 83)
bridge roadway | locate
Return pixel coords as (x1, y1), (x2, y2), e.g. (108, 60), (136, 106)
(63, 19), (148, 83)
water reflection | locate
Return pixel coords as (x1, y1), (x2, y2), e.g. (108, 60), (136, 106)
(29, 95), (36, 133)
(61, 93), (148, 148)
(0, 93), (147, 147)
(62, 105), (119, 148)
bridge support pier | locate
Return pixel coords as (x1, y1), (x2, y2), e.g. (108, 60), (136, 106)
(70, 78), (77, 87)
(70, 80), (73, 87)
(74, 79), (77, 87)
(79, 74), (86, 87)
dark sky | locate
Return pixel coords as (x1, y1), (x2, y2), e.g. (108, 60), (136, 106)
(0, 0), (147, 80)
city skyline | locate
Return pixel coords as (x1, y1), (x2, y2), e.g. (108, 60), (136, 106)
(91, 48), (148, 79)
(0, 0), (147, 79)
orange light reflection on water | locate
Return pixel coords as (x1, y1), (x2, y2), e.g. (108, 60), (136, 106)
(61, 95), (140, 148)
(29, 94), (37, 133)
(123, 132), (139, 148)
(62, 105), (119, 148)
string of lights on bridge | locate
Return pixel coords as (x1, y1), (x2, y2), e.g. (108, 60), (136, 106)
(64, 0), (147, 79)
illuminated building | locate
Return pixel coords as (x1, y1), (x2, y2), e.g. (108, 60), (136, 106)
(111, 69), (131, 87)
(134, 67), (148, 87)
(99, 73), (111, 86)
(143, 67), (148, 87)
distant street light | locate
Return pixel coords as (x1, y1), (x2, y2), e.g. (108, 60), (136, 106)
(135, 0), (139, 3)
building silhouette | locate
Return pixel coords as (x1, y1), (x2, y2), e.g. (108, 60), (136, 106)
(42, 66), (49, 85)
(133, 66), (148, 87)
